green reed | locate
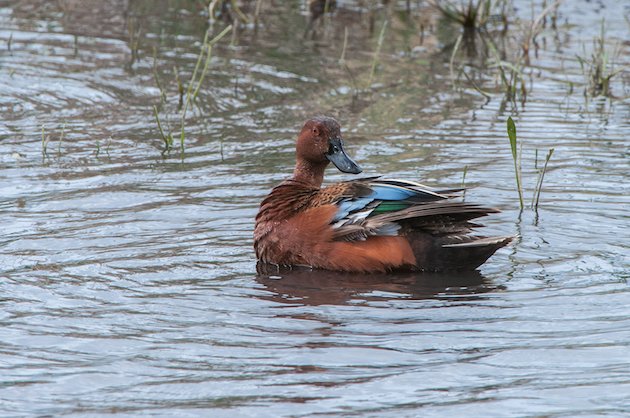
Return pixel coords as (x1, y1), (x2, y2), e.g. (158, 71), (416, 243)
(153, 47), (166, 106)
(57, 121), (65, 157)
(154, 105), (173, 153)
(367, 20), (387, 88)
(179, 24), (232, 152)
(173, 66), (184, 110)
(507, 116), (523, 209)
(507, 118), (555, 211)
(532, 148), (554, 210)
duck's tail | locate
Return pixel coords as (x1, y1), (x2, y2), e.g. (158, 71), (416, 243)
(406, 233), (514, 272)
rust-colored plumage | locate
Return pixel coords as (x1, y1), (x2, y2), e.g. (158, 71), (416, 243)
(254, 116), (512, 273)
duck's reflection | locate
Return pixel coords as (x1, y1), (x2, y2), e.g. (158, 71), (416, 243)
(256, 262), (501, 306)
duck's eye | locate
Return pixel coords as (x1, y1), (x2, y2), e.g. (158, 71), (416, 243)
(312, 128), (319, 135)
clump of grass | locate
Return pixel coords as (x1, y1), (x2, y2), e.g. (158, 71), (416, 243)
(42, 123), (69, 161)
(448, 1), (564, 105)
(309, 0), (337, 22)
(153, 24), (232, 155)
(487, 39), (527, 103)
(520, 0), (562, 65)
(430, 0), (496, 33)
(576, 20), (626, 98)
(507, 117), (554, 211)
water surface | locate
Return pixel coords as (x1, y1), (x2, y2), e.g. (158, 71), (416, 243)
(1, 0), (629, 416)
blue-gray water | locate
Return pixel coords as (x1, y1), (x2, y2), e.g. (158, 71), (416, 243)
(1, 1), (629, 416)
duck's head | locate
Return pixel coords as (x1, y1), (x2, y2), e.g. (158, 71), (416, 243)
(296, 116), (362, 174)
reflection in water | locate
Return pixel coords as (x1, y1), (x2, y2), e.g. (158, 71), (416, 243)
(256, 262), (499, 305)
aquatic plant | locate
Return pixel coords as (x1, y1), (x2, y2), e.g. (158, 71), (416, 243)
(576, 20), (626, 98)
(519, 0), (562, 65)
(506, 116), (523, 209)
(173, 66), (184, 110)
(152, 24), (232, 155)
(178, 24), (232, 152)
(337, 27), (360, 102)
(208, 0), (249, 23)
(447, 0), (566, 105)
(126, 16), (142, 69)
(153, 47), (166, 106)
(507, 117), (554, 211)
(532, 148), (554, 210)
(154, 105), (173, 153)
(367, 20), (388, 88)
(41, 125), (49, 160)
(429, 0), (499, 33)
(309, 0), (337, 22)
(486, 38), (526, 103)
(57, 121), (65, 157)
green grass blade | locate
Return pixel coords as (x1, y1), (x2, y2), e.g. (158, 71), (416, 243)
(533, 148), (554, 209)
(507, 116), (523, 209)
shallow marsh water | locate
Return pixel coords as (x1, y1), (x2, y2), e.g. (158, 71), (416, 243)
(1, 0), (629, 416)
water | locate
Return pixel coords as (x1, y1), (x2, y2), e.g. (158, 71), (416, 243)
(1, 0), (629, 416)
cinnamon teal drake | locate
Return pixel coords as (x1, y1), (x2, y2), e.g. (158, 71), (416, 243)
(254, 116), (513, 273)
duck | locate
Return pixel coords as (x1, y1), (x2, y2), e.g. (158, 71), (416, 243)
(254, 116), (513, 273)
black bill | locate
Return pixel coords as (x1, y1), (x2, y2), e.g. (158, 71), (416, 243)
(326, 137), (362, 174)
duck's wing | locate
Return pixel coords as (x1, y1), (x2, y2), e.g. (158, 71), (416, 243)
(326, 178), (498, 242)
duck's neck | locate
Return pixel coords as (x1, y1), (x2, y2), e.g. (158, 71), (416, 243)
(291, 158), (328, 188)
